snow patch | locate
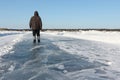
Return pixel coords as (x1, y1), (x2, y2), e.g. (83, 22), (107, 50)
(55, 64), (65, 70)
(0, 31), (25, 56)
(43, 30), (120, 44)
(8, 65), (15, 71)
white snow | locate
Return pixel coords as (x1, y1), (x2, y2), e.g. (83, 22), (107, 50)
(0, 30), (120, 80)
(8, 65), (15, 71)
(44, 30), (120, 44)
(45, 31), (120, 68)
(55, 64), (65, 70)
(42, 30), (120, 79)
(1, 30), (119, 57)
(0, 31), (27, 56)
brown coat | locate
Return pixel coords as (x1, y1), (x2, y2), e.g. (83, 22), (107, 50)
(29, 12), (42, 30)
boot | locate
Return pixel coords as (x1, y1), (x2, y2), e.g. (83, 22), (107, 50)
(38, 39), (40, 43)
(33, 39), (36, 43)
(33, 36), (36, 43)
(37, 36), (40, 43)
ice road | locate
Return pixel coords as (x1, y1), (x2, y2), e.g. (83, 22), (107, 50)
(0, 32), (120, 80)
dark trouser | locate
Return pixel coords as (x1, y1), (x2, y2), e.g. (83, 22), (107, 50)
(32, 30), (40, 40)
(32, 30), (40, 36)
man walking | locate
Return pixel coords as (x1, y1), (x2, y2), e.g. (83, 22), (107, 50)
(29, 11), (42, 43)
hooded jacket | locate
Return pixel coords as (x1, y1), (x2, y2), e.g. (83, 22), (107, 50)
(29, 11), (42, 30)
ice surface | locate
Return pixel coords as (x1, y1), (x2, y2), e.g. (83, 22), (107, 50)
(42, 31), (120, 80)
(0, 31), (120, 80)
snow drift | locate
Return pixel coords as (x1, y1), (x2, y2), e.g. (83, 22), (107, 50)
(44, 30), (120, 44)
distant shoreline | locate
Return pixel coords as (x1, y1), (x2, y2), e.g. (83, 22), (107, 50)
(0, 28), (120, 32)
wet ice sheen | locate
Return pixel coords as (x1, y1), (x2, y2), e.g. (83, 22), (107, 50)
(0, 33), (120, 80)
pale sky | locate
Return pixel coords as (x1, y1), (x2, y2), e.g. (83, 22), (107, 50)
(0, 0), (120, 29)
